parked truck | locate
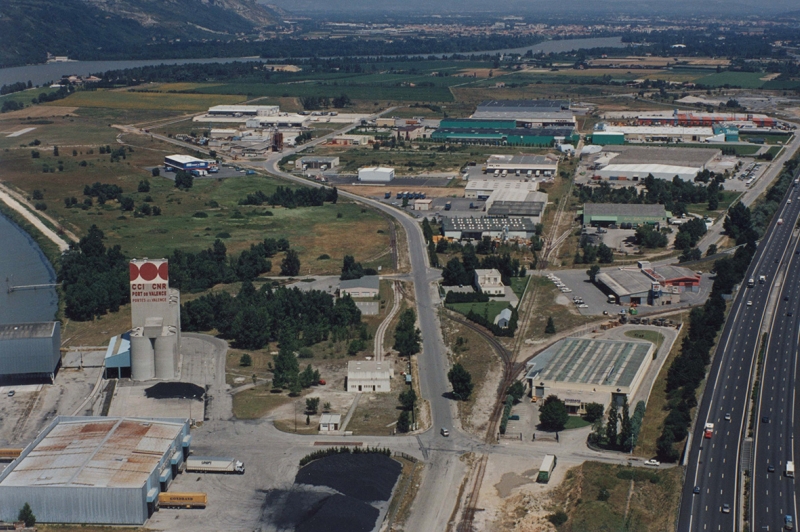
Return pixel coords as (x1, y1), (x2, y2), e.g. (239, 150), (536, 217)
(444, 201), (452, 211)
(787, 461), (795, 478)
(384, 191), (391, 199)
(185, 457), (245, 474)
(158, 492), (208, 509)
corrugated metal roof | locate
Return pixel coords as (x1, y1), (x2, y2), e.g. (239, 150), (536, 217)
(0, 418), (184, 488)
(0, 322), (56, 340)
(583, 203), (667, 218)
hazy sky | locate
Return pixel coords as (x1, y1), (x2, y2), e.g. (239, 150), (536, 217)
(266, 0), (799, 17)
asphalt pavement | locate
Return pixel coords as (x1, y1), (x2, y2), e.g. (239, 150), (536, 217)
(679, 177), (800, 531)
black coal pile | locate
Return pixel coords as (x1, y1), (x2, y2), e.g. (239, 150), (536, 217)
(295, 452), (401, 502)
(260, 453), (401, 532)
(144, 382), (204, 399)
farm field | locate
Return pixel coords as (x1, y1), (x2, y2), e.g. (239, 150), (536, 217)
(44, 89), (246, 111)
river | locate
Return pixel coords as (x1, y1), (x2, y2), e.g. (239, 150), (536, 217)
(0, 213), (58, 324)
(0, 36), (624, 87)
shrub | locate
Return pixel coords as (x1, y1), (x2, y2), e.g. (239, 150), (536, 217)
(193, 212), (208, 218)
(547, 511), (568, 526)
(239, 354), (252, 367)
(318, 254), (331, 260)
(34, 202), (47, 211)
(216, 232), (231, 239)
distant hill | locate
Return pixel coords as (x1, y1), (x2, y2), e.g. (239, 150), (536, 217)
(0, 0), (278, 68)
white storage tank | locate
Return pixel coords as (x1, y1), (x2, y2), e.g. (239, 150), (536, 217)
(154, 332), (176, 380)
(130, 332), (155, 381)
(358, 167), (394, 182)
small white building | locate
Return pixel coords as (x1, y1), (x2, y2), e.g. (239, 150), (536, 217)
(358, 167), (395, 183)
(319, 413), (341, 432)
(347, 360), (393, 392)
(474, 269), (505, 295)
(414, 199), (432, 211)
(339, 276), (380, 298)
(494, 308), (513, 328)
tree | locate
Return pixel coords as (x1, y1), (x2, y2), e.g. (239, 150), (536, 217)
(399, 388), (417, 411)
(119, 196), (134, 211)
(152, 167), (160, 177)
(584, 402), (605, 423)
(507, 381), (525, 402)
(273, 346), (299, 388)
(53, 145), (59, 156)
(175, 170), (193, 190)
(421, 218), (434, 243)
(138, 179), (150, 192)
(288, 378), (302, 396)
(707, 244), (718, 256)
(393, 309), (421, 357)
(239, 354), (252, 367)
(441, 257), (468, 286)
(587, 264), (600, 283)
(597, 244), (614, 264)
(620, 397), (633, 451)
(544, 316), (556, 334)
(340, 255), (365, 280)
(300, 364), (316, 388)
(305, 397), (320, 414)
(539, 395), (569, 431)
(32, 189), (44, 200)
(18, 503), (35, 527)
(280, 249), (301, 276)
(606, 404), (619, 449)
(656, 428), (680, 462)
(397, 410), (411, 433)
(448, 363), (474, 400)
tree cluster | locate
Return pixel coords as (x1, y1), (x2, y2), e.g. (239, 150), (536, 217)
(441, 243), (521, 287)
(239, 185), (337, 209)
(393, 309), (421, 357)
(465, 306), (518, 337)
(0, 80), (31, 95)
(59, 225), (128, 320)
(574, 175), (723, 217)
(676, 217), (708, 262)
(340, 255), (376, 280)
(574, 236), (614, 264)
(167, 238), (289, 292)
(634, 225), (668, 249)
(443, 291), (489, 304)
(272, 342), (319, 394)
(539, 395), (569, 431)
(447, 363), (473, 401)
(182, 280), (362, 350)
(83, 182), (123, 203)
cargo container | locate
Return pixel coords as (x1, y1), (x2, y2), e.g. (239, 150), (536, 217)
(185, 457), (245, 474)
(0, 448), (22, 461)
(158, 492), (207, 509)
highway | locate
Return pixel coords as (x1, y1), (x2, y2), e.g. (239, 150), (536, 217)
(751, 202), (800, 530)
(679, 174), (800, 532)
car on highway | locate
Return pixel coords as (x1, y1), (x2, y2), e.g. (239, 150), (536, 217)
(785, 296), (790, 301)
(644, 459), (660, 466)
(786, 515), (794, 530)
(789, 311), (794, 317)
(762, 416), (770, 423)
(440, 428), (450, 437)
(768, 464), (776, 473)
(722, 504), (731, 514)
(693, 486), (701, 494)
(724, 413), (731, 421)
(747, 300), (753, 307)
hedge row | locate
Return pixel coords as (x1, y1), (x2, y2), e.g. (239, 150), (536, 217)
(299, 446), (391, 467)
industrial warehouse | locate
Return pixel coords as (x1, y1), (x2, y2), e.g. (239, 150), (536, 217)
(484, 154), (559, 176)
(0, 321), (61, 383)
(432, 120), (578, 147)
(587, 146), (721, 182)
(592, 124), (715, 144)
(465, 179), (539, 200)
(580, 203), (669, 227)
(0, 416), (191, 525)
(525, 337), (654, 411)
(472, 99), (576, 127)
(442, 217), (539, 241)
(595, 262), (701, 306)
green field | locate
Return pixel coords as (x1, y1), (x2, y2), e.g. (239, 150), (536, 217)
(624, 329), (665, 351)
(740, 132), (793, 145)
(686, 190), (740, 218)
(446, 300), (511, 322)
(191, 81), (455, 102)
(46, 89), (246, 111)
(510, 276), (530, 299)
(694, 71), (767, 88)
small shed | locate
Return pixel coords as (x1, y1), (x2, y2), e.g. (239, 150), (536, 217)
(339, 276), (380, 298)
(319, 414), (341, 432)
(358, 167), (395, 182)
(494, 308), (512, 329)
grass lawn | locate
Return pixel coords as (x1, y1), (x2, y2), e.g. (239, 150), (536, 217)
(694, 71), (767, 89)
(46, 89), (246, 111)
(633, 312), (689, 459)
(0, 143), (392, 274)
(551, 461), (683, 531)
(510, 275), (530, 299)
(624, 329), (665, 352)
(192, 81), (455, 102)
(526, 277), (596, 340)
(740, 132), (793, 145)
(563, 416), (592, 430)
(446, 300), (511, 322)
(686, 190), (741, 219)
(232, 384), (300, 419)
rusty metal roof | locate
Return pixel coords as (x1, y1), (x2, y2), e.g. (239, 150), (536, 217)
(0, 418), (184, 488)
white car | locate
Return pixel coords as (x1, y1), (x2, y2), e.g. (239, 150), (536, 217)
(747, 300), (753, 307)
(578, 304), (589, 308)
(644, 459), (660, 467)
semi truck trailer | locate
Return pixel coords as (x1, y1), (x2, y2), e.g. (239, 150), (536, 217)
(158, 492), (208, 509)
(185, 457), (245, 474)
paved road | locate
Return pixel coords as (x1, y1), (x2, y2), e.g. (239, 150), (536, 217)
(751, 225), (800, 530)
(679, 175), (800, 531)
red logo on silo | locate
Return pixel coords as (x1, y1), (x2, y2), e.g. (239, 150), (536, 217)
(129, 261), (169, 282)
